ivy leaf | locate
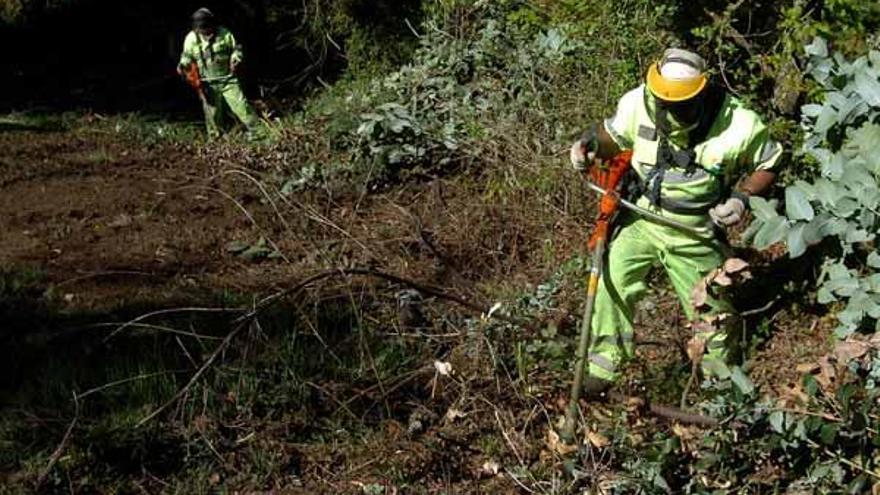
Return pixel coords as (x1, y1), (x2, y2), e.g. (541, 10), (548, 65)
(794, 180), (817, 200)
(750, 196), (779, 222)
(731, 366), (755, 395)
(754, 216), (789, 250)
(769, 410), (785, 433)
(787, 222), (808, 258)
(833, 197), (859, 218)
(854, 70), (880, 107)
(815, 105), (838, 137)
(785, 185), (815, 221)
(815, 179), (839, 207)
(805, 37), (828, 58)
(869, 251), (880, 268)
(801, 103), (823, 118)
(818, 286), (837, 304)
(845, 224), (873, 243)
(821, 152), (845, 180)
(804, 214), (832, 245)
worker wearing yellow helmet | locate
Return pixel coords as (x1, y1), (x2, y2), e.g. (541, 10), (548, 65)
(570, 48), (783, 394)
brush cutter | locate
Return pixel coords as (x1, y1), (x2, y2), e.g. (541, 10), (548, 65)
(560, 151), (632, 444)
(183, 62), (205, 100)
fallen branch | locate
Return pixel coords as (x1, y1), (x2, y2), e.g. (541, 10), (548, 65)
(239, 267), (526, 327)
(136, 320), (249, 427)
(608, 392), (718, 427)
(36, 392), (80, 489)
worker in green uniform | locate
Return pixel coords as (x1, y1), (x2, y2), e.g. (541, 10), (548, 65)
(570, 48), (783, 394)
(177, 8), (261, 139)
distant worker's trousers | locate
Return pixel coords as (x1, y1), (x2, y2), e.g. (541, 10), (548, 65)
(587, 214), (734, 382)
(201, 79), (261, 139)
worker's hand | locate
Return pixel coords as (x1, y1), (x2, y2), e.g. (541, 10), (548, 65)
(570, 141), (595, 171)
(709, 196), (747, 227)
(176, 65), (186, 77)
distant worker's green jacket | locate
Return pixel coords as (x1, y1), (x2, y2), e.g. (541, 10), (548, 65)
(178, 27), (260, 138)
(586, 85), (783, 382)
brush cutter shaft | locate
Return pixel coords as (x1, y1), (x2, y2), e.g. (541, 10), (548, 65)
(584, 181), (708, 237)
(561, 240), (605, 443)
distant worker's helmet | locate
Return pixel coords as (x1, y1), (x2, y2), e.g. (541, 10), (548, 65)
(192, 8), (216, 29)
(646, 48), (708, 102)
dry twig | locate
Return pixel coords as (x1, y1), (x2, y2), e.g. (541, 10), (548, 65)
(36, 392), (80, 489)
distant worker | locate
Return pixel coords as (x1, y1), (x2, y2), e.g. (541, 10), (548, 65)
(177, 8), (261, 140)
(570, 48), (783, 394)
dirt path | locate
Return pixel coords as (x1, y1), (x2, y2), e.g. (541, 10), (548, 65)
(0, 129), (265, 309)
(0, 127), (589, 315)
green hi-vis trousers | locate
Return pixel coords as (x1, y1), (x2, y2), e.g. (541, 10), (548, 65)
(587, 213), (733, 382)
(201, 79), (261, 139)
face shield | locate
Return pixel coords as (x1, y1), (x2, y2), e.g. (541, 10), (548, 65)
(646, 48), (709, 127)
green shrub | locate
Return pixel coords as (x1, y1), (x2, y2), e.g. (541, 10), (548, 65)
(746, 39), (880, 338)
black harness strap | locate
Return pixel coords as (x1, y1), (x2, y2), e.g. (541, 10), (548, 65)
(641, 85), (726, 213)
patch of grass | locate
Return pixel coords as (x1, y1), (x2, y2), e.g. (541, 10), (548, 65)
(0, 111), (71, 132)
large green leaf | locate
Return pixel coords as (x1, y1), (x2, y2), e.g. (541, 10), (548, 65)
(815, 179), (839, 207)
(750, 196), (779, 222)
(854, 70), (880, 107)
(818, 286), (837, 304)
(805, 37), (828, 58)
(754, 216), (789, 250)
(803, 214), (831, 245)
(845, 224), (873, 243)
(785, 185), (815, 221)
(731, 366), (755, 395)
(832, 198), (860, 218)
(815, 105), (838, 138)
(787, 222), (808, 258)
(845, 123), (880, 168)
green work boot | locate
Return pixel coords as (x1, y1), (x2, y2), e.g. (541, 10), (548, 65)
(583, 376), (613, 397)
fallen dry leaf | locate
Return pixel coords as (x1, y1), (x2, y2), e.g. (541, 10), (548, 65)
(723, 258), (749, 273)
(586, 430), (610, 449)
(546, 428), (578, 455)
(712, 272), (733, 287)
(782, 385), (810, 406)
(445, 408), (467, 422)
(481, 460), (500, 476)
(433, 360), (453, 376)
(796, 362), (818, 374)
(834, 340), (870, 362)
(816, 357), (836, 390)
(691, 280), (709, 309)
(687, 336), (707, 364)
(672, 423), (701, 453)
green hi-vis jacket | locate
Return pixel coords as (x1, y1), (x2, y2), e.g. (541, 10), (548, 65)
(178, 27), (244, 83)
(604, 84), (783, 225)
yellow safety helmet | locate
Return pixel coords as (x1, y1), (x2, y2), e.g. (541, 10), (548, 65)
(646, 48), (708, 102)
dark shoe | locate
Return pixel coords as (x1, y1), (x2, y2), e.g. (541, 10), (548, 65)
(583, 376), (612, 396)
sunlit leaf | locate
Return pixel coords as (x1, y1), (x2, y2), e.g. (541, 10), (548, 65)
(754, 216), (789, 250)
(786, 185), (815, 221)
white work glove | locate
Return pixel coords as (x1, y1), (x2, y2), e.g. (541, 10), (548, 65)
(709, 196), (747, 227)
(570, 141), (596, 171)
